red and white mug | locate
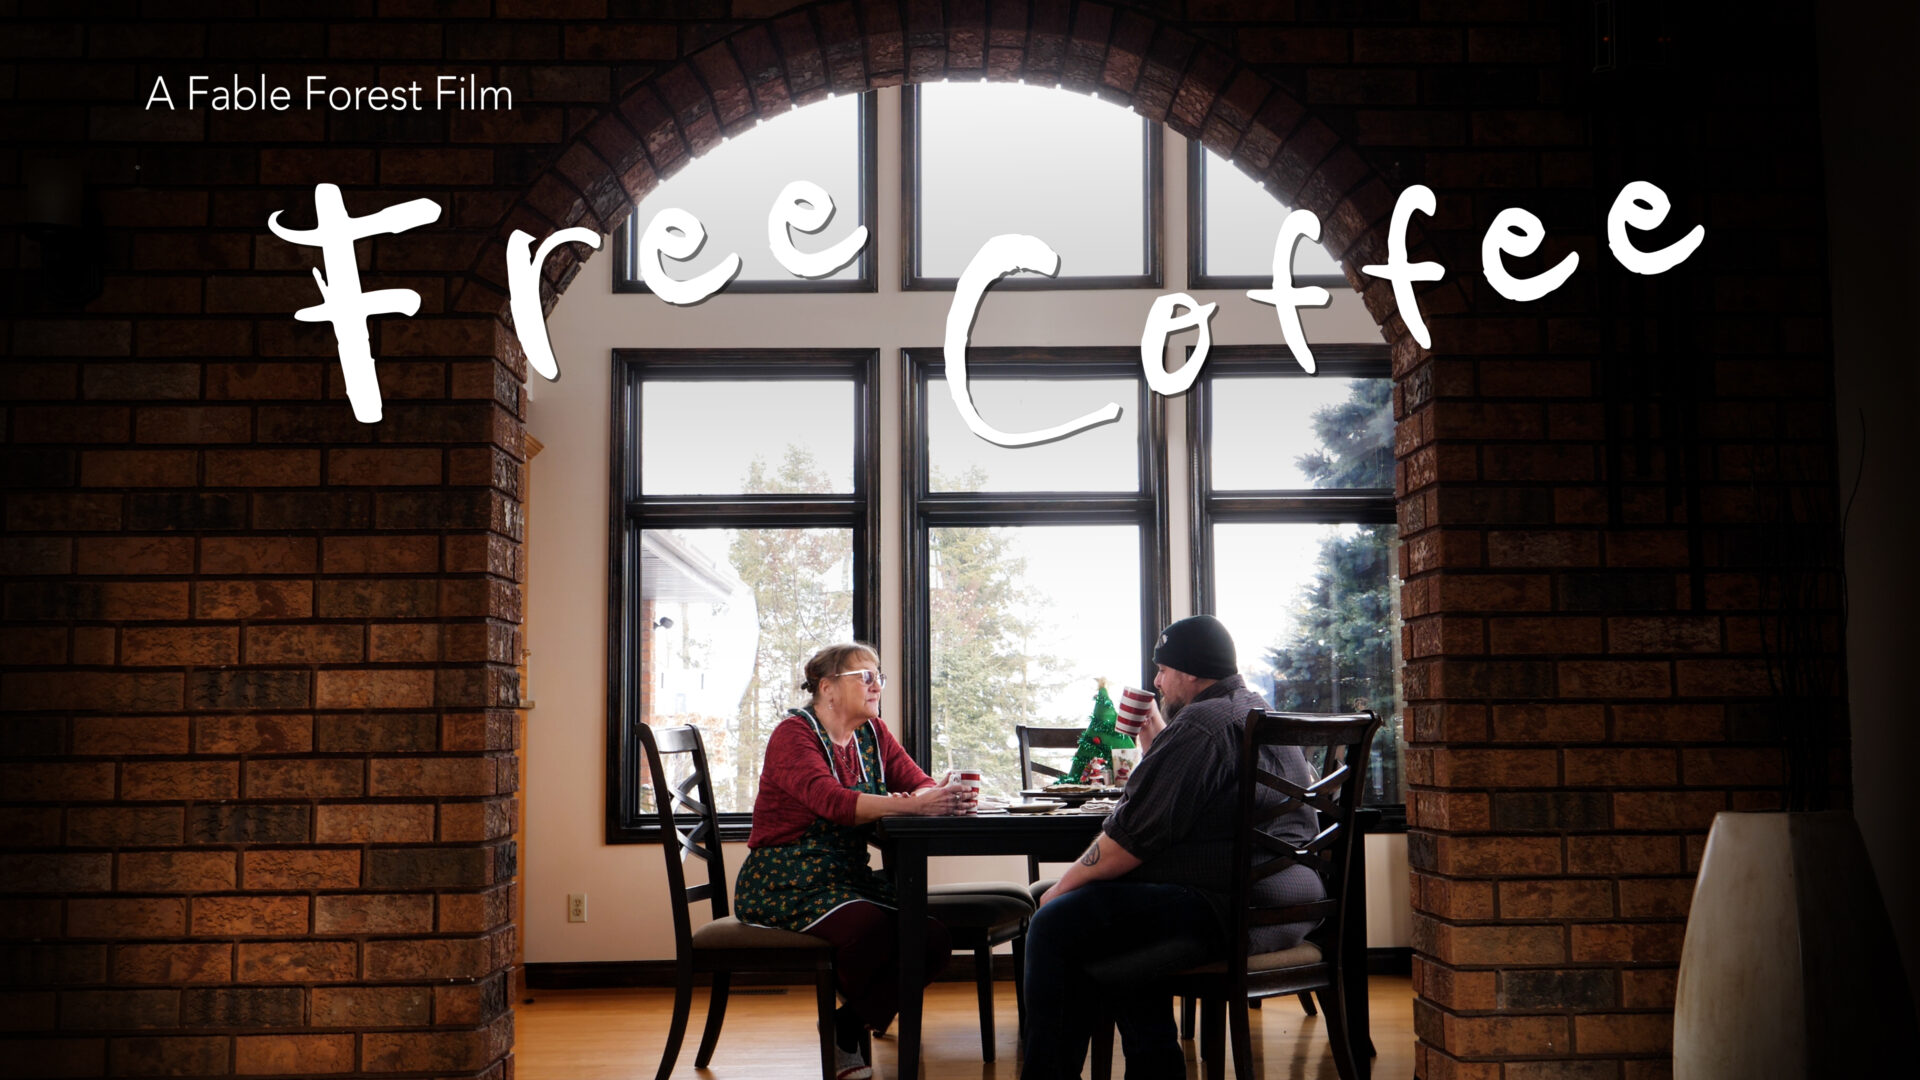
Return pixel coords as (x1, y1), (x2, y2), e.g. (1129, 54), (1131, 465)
(955, 770), (983, 813)
(1115, 686), (1155, 735)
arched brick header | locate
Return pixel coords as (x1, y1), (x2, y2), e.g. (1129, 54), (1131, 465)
(480, 1), (1464, 343)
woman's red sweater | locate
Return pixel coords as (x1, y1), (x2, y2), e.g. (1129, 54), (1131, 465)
(745, 713), (934, 848)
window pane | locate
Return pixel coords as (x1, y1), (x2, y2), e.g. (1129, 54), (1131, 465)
(929, 525), (1141, 797)
(927, 377), (1138, 492)
(639, 527), (855, 814)
(915, 83), (1149, 280)
(1199, 149), (1343, 280)
(629, 94), (864, 284)
(1210, 375), (1392, 491)
(1212, 522), (1404, 805)
(641, 381), (854, 494)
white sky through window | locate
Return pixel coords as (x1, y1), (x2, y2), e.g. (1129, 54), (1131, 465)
(1212, 522), (1370, 683)
(927, 376), (1138, 491)
(636, 94), (863, 283)
(1209, 376), (1376, 490)
(640, 381), (854, 494)
(1203, 149), (1345, 280)
(917, 82), (1148, 279)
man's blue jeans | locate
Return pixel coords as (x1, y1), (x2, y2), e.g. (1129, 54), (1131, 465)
(1020, 881), (1225, 1080)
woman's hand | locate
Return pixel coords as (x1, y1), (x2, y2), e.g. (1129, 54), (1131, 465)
(906, 775), (973, 816)
(853, 774), (974, 823)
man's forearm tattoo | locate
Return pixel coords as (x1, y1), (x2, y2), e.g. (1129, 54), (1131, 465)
(1079, 841), (1101, 867)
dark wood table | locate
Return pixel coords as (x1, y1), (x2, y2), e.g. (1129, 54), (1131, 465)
(873, 808), (1375, 1080)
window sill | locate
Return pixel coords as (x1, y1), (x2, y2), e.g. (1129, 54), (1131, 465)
(608, 814), (756, 846)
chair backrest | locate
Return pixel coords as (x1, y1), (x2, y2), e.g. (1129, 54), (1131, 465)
(1226, 710), (1380, 984)
(1015, 725), (1085, 883)
(1015, 724), (1082, 788)
(635, 723), (730, 953)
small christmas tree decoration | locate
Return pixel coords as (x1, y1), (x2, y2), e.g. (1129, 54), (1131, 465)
(1055, 678), (1136, 786)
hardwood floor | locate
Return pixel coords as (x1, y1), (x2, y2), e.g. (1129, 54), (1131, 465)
(515, 976), (1415, 1080)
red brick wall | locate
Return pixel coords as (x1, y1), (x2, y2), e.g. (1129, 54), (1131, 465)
(1, 3), (1842, 1078)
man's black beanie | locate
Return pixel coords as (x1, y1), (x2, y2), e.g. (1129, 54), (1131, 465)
(1152, 615), (1238, 680)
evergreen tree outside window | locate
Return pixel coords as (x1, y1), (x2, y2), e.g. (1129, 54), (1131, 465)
(1191, 346), (1406, 812)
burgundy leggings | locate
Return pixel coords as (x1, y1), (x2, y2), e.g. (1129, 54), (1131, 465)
(808, 900), (951, 1030)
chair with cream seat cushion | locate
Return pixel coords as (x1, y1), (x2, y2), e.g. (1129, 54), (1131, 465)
(639, 723), (866, 1080)
(925, 882), (1035, 1062)
(1157, 710), (1379, 1080)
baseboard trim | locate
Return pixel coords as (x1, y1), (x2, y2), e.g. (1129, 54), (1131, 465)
(1366, 947), (1412, 976)
(527, 949), (1410, 992)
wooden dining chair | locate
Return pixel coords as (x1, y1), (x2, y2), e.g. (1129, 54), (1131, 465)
(1020, 723), (1317, 1050)
(1153, 709), (1381, 1080)
(1014, 724), (1084, 892)
(925, 883), (1033, 1062)
(637, 723), (867, 1080)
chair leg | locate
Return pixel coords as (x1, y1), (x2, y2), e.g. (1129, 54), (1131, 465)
(1250, 996), (1262, 1009)
(1229, 999), (1254, 1080)
(1090, 1013), (1115, 1080)
(1012, 931), (1027, 1037)
(1298, 990), (1318, 1017)
(815, 965), (839, 1080)
(974, 945), (996, 1062)
(692, 971), (730, 1067)
(1201, 997), (1226, 1080)
(656, 959), (694, 1080)
(1317, 987), (1360, 1080)
(1180, 994), (1197, 1040)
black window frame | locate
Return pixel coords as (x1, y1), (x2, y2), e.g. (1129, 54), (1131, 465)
(901, 346), (1171, 773)
(613, 92), (880, 295)
(1187, 343), (1408, 830)
(901, 86), (1164, 292)
(606, 348), (883, 844)
(1186, 140), (1350, 293)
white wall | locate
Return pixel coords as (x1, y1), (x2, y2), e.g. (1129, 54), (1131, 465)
(524, 87), (1400, 964)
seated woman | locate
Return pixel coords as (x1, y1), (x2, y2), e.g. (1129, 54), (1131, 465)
(734, 642), (971, 1080)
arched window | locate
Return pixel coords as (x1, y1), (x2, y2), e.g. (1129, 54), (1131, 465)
(557, 84), (1404, 842)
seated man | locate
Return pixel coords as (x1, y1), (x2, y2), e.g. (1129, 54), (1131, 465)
(1020, 615), (1325, 1080)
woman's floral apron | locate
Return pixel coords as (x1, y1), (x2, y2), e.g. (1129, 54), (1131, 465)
(734, 710), (895, 932)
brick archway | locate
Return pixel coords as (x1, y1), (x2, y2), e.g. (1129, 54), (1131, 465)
(3, 4), (1839, 1079)
(482, 5), (1454, 1076)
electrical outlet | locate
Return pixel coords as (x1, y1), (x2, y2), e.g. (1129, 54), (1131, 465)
(567, 893), (587, 923)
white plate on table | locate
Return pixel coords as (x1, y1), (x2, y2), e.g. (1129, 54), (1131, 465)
(1006, 799), (1065, 814)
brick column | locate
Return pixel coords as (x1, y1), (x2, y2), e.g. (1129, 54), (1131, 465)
(1397, 19), (1843, 1062)
(2, 327), (526, 1075)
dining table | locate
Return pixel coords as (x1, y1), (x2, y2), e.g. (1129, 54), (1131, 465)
(873, 805), (1377, 1080)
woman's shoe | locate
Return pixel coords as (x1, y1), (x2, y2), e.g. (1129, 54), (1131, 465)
(832, 1044), (872, 1080)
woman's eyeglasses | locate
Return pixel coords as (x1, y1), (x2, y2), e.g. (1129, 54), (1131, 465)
(829, 669), (887, 689)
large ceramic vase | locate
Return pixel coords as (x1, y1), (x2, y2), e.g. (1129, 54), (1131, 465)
(1674, 811), (1916, 1079)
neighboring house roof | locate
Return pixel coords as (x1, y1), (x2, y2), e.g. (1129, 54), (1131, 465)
(640, 530), (742, 605)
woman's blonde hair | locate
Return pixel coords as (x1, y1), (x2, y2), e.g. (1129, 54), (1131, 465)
(800, 642), (880, 706)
